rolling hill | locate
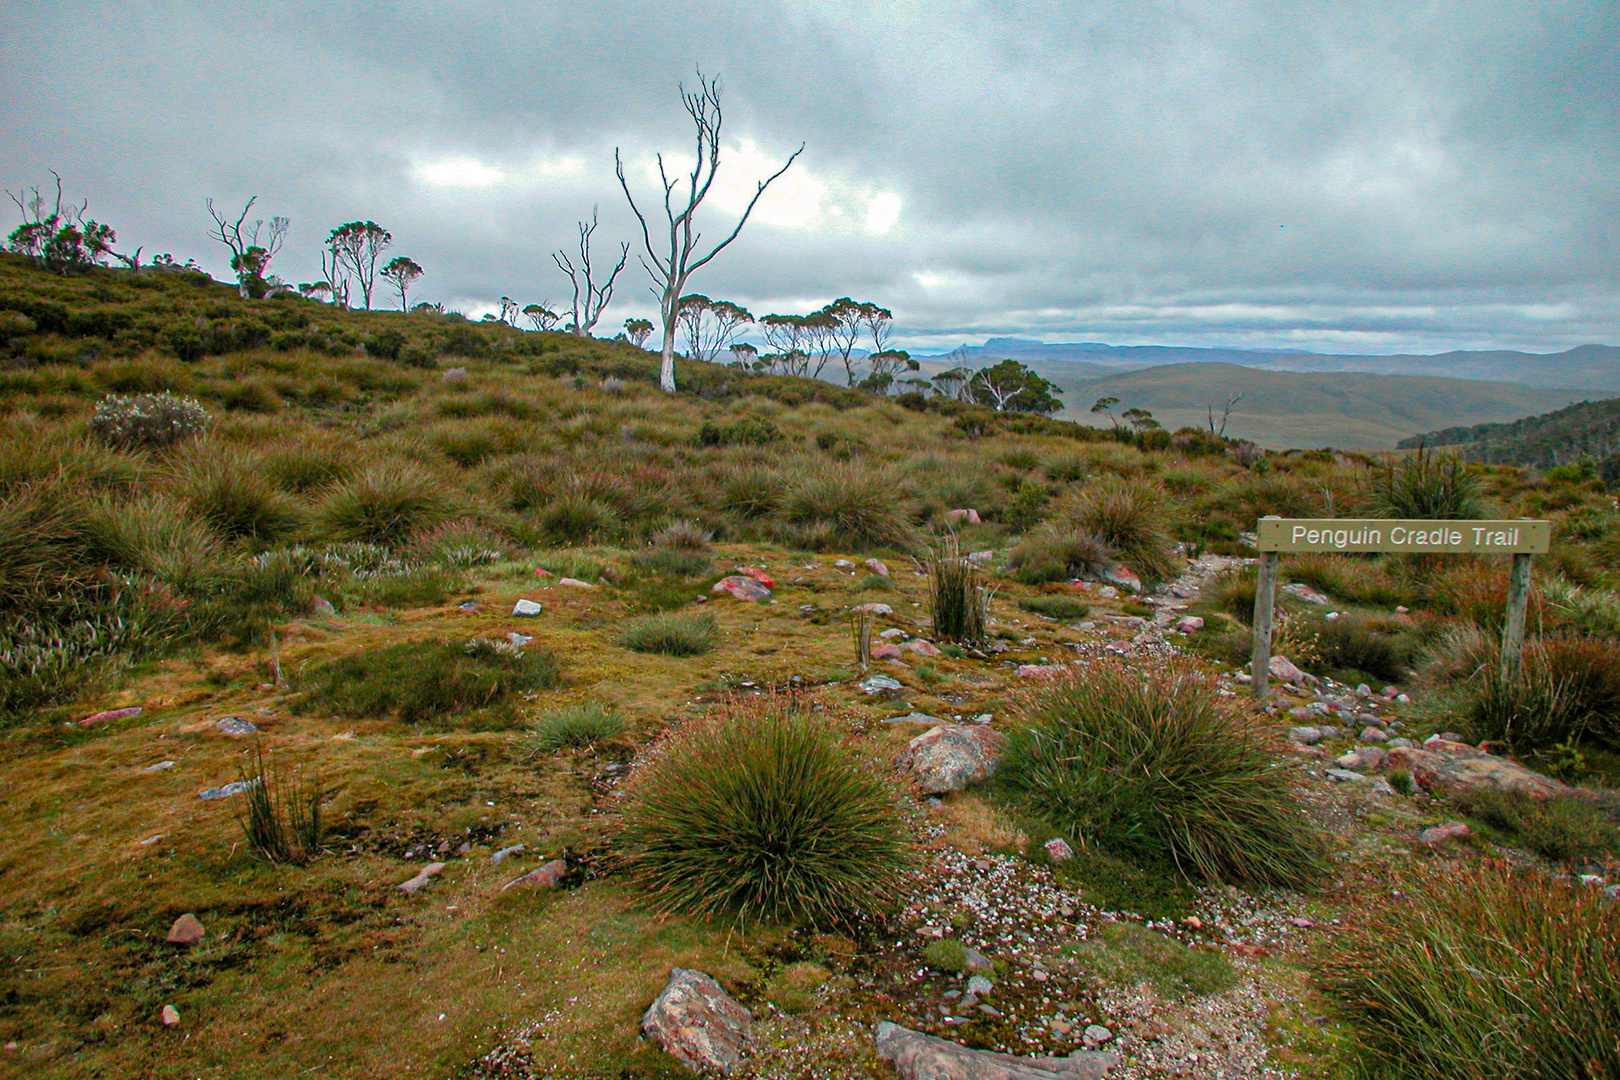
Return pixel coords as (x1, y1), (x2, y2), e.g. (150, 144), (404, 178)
(1032, 362), (1588, 450)
(1403, 396), (1620, 470)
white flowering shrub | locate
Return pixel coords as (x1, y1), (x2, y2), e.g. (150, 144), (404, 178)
(89, 392), (212, 449)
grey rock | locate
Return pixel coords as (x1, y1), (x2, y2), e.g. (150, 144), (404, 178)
(860, 674), (904, 695)
(1269, 655), (1308, 683)
(214, 717), (258, 736)
(1337, 747), (1388, 772)
(896, 724), (1003, 794)
(1287, 726), (1323, 745)
(1387, 737), (1416, 749)
(197, 778), (258, 800)
(142, 760), (177, 773)
(500, 859), (567, 892)
(874, 1022), (1118, 1080)
(967, 975), (994, 996)
(490, 844), (525, 864)
(1083, 1025), (1113, 1046)
(512, 599), (544, 617)
(642, 968), (752, 1074)
(1359, 727), (1387, 743)
(887, 712), (944, 725)
(962, 947), (994, 973)
(1326, 768), (1370, 783)
(397, 862), (447, 894)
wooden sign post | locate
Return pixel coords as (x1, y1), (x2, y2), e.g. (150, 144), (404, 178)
(1250, 517), (1550, 700)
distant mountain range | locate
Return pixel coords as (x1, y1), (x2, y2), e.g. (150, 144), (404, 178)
(921, 338), (1620, 395)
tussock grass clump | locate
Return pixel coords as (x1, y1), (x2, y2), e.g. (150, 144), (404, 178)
(926, 544), (990, 644)
(620, 700), (915, 924)
(1007, 528), (1113, 585)
(650, 518), (713, 550)
(294, 638), (560, 725)
(1317, 860), (1620, 1080)
(1065, 475), (1177, 581)
(616, 611), (717, 656)
(523, 703), (627, 753)
(997, 660), (1330, 888)
(176, 451), (305, 543)
(1420, 634), (1620, 751)
(236, 741), (325, 865)
(1311, 613), (1421, 683)
(318, 464), (455, 545)
(782, 464), (915, 551)
(1368, 447), (1486, 520)
(631, 547), (712, 578)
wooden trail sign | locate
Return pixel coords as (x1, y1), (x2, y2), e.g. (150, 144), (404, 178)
(1249, 517), (1550, 700)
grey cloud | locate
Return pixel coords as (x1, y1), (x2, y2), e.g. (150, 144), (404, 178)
(1, 0), (1615, 356)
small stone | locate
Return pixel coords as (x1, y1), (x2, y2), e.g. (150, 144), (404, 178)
(197, 778), (258, 800)
(967, 550), (994, 562)
(166, 913), (205, 945)
(871, 643), (903, 661)
(1083, 1024), (1113, 1045)
(834, 559), (856, 568)
(214, 717), (258, 736)
(1269, 655), (1308, 683)
(1095, 585), (1119, 599)
(159, 1005), (180, 1027)
(1338, 747), (1389, 772)
(903, 639), (942, 657)
(490, 845), (525, 864)
(78, 706), (142, 728)
(1176, 615), (1204, 633)
(1395, 605), (1410, 614)
(1016, 664), (1065, 678)
(864, 558), (890, 577)
(556, 577), (595, 588)
(1288, 726), (1323, 745)
(1030, 969), (1050, 983)
(859, 674), (904, 695)
(879, 628), (909, 640)
(397, 862), (447, 894)
(1356, 683), (1373, 697)
(512, 599), (544, 617)
(852, 602), (893, 615)
(500, 858), (567, 891)
(1326, 768), (1370, 783)
(442, 366), (467, 380)
(977, 1003), (1002, 1016)
(1420, 822), (1472, 845)
(966, 975), (993, 996)
(945, 508), (982, 525)
(1360, 727), (1387, 743)
(969, 713), (992, 725)
(142, 760), (177, 773)
(886, 712), (943, 725)
(1288, 706), (1315, 721)
(1043, 837), (1074, 862)
(1282, 582), (1330, 605)
(507, 631), (533, 646)
(962, 948), (994, 973)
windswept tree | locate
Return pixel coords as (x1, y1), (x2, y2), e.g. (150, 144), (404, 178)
(207, 196), (288, 298)
(729, 342), (758, 368)
(862, 349), (918, 394)
(553, 209), (629, 336)
(617, 71), (803, 393)
(931, 366), (974, 402)
(326, 221), (392, 310)
(970, 360), (1063, 415)
(677, 294), (753, 362)
(819, 297), (893, 386)
(1090, 395), (1121, 429)
(624, 318), (654, 347)
(522, 303), (559, 331)
(7, 173), (121, 274)
(499, 296), (520, 325)
(380, 256), (423, 311)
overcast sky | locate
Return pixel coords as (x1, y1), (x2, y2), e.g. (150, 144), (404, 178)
(2, 1), (1616, 355)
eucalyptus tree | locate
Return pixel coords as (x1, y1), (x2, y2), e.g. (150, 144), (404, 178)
(207, 196), (288, 297)
(553, 209), (629, 337)
(380, 256), (423, 311)
(326, 221), (392, 309)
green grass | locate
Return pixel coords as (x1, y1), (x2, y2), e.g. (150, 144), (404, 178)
(620, 700), (915, 924)
(1063, 922), (1237, 999)
(1316, 860), (1620, 1080)
(1017, 595), (1092, 621)
(926, 545), (989, 644)
(292, 638), (561, 725)
(996, 659), (1330, 888)
(921, 938), (972, 973)
(615, 611), (717, 656)
(522, 703), (627, 753)
(1451, 787), (1620, 866)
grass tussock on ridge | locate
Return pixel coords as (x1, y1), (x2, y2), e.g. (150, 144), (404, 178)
(620, 698), (915, 925)
(997, 659), (1330, 888)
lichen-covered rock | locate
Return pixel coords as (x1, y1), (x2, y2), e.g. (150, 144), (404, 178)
(1387, 741), (1569, 799)
(896, 724), (1003, 794)
(641, 968), (751, 1074)
(875, 1021), (1117, 1079)
(1268, 655), (1308, 683)
(712, 576), (771, 601)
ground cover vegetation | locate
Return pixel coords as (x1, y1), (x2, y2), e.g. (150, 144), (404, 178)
(1, 252), (1619, 1077)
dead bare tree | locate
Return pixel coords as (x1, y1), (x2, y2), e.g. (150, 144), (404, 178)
(616, 71), (802, 393)
(552, 209), (629, 336)
(1207, 394), (1244, 437)
(206, 196), (288, 298)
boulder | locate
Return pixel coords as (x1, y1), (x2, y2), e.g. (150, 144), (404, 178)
(904, 640), (942, 658)
(863, 558), (890, 577)
(1388, 741), (1568, 799)
(896, 724), (1003, 794)
(1099, 564), (1142, 594)
(512, 599), (544, 617)
(738, 567), (776, 588)
(712, 576), (771, 601)
(875, 1022), (1118, 1080)
(641, 969), (752, 1074)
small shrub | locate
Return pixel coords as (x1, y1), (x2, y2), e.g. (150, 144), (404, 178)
(926, 544), (990, 644)
(997, 659), (1330, 888)
(619, 699), (915, 923)
(1007, 528), (1113, 585)
(294, 638), (560, 725)
(650, 518), (713, 550)
(616, 611), (717, 656)
(88, 392), (211, 450)
(1018, 594), (1092, 621)
(1311, 613), (1420, 683)
(1317, 860), (1620, 1080)
(523, 703), (626, 753)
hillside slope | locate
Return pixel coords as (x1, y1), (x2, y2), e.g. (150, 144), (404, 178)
(1034, 362), (1585, 449)
(1403, 395), (1620, 471)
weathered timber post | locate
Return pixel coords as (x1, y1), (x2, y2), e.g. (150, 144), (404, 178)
(1499, 552), (1533, 683)
(1251, 551), (1279, 700)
